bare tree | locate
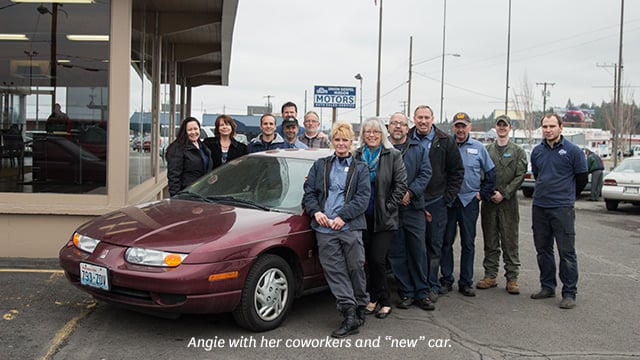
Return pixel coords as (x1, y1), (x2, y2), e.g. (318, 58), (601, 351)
(511, 74), (537, 148)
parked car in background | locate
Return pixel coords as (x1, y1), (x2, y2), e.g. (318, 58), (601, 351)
(602, 157), (640, 211)
(200, 126), (249, 144)
(59, 149), (331, 331)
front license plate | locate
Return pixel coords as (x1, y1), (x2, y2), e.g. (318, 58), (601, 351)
(80, 262), (110, 291)
(623, 186), (639, 194)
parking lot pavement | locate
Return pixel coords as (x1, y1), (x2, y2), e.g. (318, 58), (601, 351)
(2, 197), (640, 360)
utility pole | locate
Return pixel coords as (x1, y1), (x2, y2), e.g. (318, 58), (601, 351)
(536, 82), (555, 114)
(375, 0), (383, 116)
(400, 101), (408, 115)
(614, 0), (625, 168)
(504, 0), (512, 115)
(264, 95), (274, 113)
(407, 36), (413, 117)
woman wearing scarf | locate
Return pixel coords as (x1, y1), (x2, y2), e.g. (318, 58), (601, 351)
(355, 118), (407, 319)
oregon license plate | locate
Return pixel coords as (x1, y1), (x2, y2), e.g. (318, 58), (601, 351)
(80, 262), (110, 291)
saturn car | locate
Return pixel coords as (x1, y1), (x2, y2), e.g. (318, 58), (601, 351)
(59, 148), (332, 331)
(602, 157), (640, 211)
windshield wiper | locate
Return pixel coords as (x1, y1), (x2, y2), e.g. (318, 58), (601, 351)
(174, 190), (208, 202)
(205, 196), (271, 211)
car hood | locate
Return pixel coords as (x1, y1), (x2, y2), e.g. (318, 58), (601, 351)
(76, 199), (301, 253)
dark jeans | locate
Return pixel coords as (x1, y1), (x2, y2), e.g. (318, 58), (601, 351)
(532, 205), (578, 299)
(442, 197), (480, 288)
(363, 214), (393, 307)
(425, 197), (448, 292)
(388, 208), (429, 299)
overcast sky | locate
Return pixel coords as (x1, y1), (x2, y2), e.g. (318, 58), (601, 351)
(191, 0), (639, 126)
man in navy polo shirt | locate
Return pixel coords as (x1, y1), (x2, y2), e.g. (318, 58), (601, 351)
(530, 113), (588, 309)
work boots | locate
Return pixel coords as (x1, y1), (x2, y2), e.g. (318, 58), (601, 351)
(356, 305), (366, 326)
(331, 305), (360, 338)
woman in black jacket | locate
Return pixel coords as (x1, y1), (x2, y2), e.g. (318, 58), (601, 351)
(203, 114), (247, 169)
(355, 117), (407, 319)
(166, 117), (212, 196)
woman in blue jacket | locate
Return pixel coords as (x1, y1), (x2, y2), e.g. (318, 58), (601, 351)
(303, 122), (370, 338)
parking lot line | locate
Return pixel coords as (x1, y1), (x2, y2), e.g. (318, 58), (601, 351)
(0, 269), (64, 274)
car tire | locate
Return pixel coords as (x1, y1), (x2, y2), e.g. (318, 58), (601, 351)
(605, 199), (619, 211)
(232, 254), (293, 332)
(522, 188), (534, 198)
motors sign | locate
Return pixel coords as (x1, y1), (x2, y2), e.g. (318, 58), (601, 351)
(314, 86), (356, 109)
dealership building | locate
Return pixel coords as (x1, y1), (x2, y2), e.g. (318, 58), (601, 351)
(0, 0), (238, 257)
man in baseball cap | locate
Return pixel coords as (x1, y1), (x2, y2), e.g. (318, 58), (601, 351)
(442, 111), (496, 297)
(282, 117), (308, 149)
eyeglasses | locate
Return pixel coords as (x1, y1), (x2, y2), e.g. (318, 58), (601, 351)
(389, 121), (408, 127)
(364, 130), (382, 135)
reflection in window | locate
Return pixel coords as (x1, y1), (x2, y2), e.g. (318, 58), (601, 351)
(128, 9), (153, 189)
(0, 2), (110, 194)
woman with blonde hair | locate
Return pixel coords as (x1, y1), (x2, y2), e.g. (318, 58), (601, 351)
(303, 121), (370, 338)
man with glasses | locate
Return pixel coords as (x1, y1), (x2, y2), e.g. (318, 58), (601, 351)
(299, 111), (329, 148)
(387, 112), (435, 311)
(478, 115), (527, 295)
(408, 105), (464, 302)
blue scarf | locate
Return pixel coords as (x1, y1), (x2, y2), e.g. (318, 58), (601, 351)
(362, 146), (381, 183)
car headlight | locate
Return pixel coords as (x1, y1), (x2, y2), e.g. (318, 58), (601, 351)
(125, 247), (188, 267)
(72, 232), (101, 253)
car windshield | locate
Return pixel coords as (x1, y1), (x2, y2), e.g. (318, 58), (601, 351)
(614, 159), (640, 173)
(177, 155), (313, 213)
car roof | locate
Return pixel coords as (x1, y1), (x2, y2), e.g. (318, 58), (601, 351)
(246, 148), (332, 161)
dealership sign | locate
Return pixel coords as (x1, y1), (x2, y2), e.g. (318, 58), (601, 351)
(314, 86), (356, 109)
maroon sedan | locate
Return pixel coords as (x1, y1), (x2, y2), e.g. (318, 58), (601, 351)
(59, 148), (332, 331)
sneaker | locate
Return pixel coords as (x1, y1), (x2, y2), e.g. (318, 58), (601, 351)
(476, 277), (498, 289)
(415, 298), (435, 311)
(428, 290), (439, 303)
(506, 280), (520, 295)
(530, 288), (555, 299)
(396, 297), (414, 309)
(559, 297), (576, 309)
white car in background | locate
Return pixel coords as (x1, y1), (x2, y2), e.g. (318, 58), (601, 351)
(602, 157), (640, 211)
(200, 126), (248, 144)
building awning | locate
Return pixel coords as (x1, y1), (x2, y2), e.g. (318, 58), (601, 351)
(132, 0), (239, 87)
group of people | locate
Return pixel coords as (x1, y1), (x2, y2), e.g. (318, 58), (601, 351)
(165, 102), (330, 197)
(165, 102), (587, 338)
(303, 107), (587, 338)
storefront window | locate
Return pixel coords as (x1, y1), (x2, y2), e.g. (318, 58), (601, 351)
(0, 1), (110, 194)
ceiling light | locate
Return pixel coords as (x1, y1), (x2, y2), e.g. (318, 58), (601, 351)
(66, 35), (109, 42)
(0, 34), (29, 41)
(12, 0), (95, 3)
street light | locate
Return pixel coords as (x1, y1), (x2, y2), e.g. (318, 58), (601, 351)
(354, 73), (363, 127)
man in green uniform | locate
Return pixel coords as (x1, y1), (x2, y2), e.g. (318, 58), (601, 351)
(478, 115), (528, 294)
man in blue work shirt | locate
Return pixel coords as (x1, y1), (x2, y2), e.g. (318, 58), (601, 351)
(530, 113), (587, 309)
(441, 112), (496, 297)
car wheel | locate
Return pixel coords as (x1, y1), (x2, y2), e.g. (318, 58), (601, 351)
(233, 254), (293, 332)
(605, 199), (619, 211)
(522, 188), (534, 198)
